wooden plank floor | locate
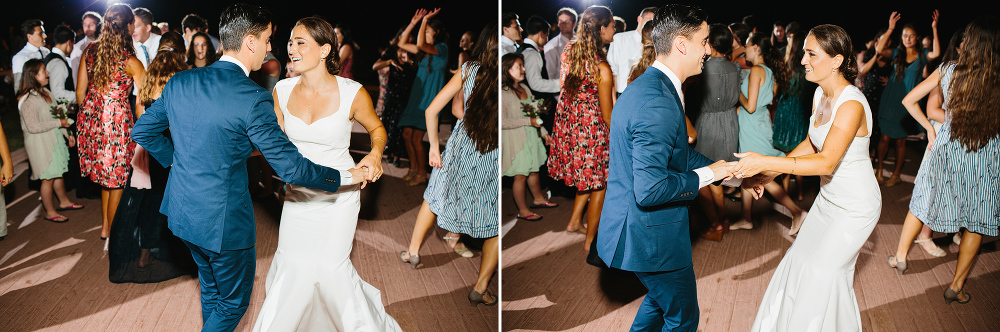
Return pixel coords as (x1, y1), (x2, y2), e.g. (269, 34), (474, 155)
(0, 123), (497, 332)
(501, 141), (1000, 331)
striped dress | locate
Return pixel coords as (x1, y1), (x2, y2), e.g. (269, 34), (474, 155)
(910, 63), (1000, 236)
(424, 62), (499, 238)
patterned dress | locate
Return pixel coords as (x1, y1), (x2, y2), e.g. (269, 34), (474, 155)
(78, 48), (135, 188)
(378, 48), (415, 159)
(547, 41), (609, 191)
(425, 63), (498, 239)
(910, 63), (1000, 236)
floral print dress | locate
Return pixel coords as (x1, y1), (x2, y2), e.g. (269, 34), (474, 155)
(547, 41), (609, 191)
(78, 47), (135, 188)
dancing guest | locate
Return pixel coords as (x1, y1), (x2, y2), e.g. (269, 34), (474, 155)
(547, 5), (615, 249)
(71, 12), (102, 83)
(181, 13), (220, 49)
(544, 7), (577, 79)
(186, 32), (218, 69)
(453, 30), (475, 73)
(18, 59), (82, 223)
(607, 7), (656, 97)
(729, 22), (753, 73)
(399, 22), (499, 307)
(729, 24), (881, 332)
(502, 53), (553, 222)
(75, 3), (144, 240)
(858, 27), (895, 151)
(397, 8), (449, 186)
(501, 13), (521, 56)
(132, 7), (160, 69)
(12, 19), (49, 90)
(109, 32), (195, 283)
(45, 25), (77, 102)
(373, 29), (416, 167)
(887, 17), (1000, 305)
(730, 33), (807, 234)
(334, 23), (357, 79)
(771, 21), (787, 51)
(874, 10), (939, 186)
(689, 23), (741, 240)
(772, 32), (814, 201)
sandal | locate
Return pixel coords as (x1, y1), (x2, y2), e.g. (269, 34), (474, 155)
(56, 203), (84, 211)
(444, 235), (474, 258)
(887, 255), (908, 275)
(529, 201), (559, 208)
(914, 238), (947, 257)
(402, 169), (417, 182)
(517, 213), (543, 221)
(885, 175), (901, 187)
(406, 173), (427, 186)
(468, 289), (498, 307)
(399, 250), (420, 269)
(44, 215), (69, 223)
(944, 287), (972, 304)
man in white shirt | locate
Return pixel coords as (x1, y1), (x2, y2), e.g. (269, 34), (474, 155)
(516, 16), (559, 95)
(543, 7), (577, 79)
(45, 25), (76, 102)
(607, 7), (656, 96)
(70, 11), (102, 84)
(132, 7), (160, 97)
(12, 19), (49, 90)
(500, 13), (522, 57)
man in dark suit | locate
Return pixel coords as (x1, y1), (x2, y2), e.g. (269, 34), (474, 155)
(597, 5), (763, 331)
(132, 4), (366, 331)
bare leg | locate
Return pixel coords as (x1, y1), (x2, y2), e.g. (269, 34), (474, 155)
(887, 138), (906, 185)
(567, 191), (591, 232)
(52, 178), (75, 208)
(696, 186), (721, 229)
(511, 175), (535, 217)
(106, 188), (123, 232)
(406, 201), (437, 256)
(764, 181), (806, 234)
(473, 236), (499, 303)
(875, 134), (890, 182)
(795, 175), (804, 200)
(709, 184), (727, 225)
(411, 129), (427, 178)
(40, 179), (58, 218)
(526, 172), (549, 205)
(736, 193), (753, 229)
(894, 211), (925, 262)
(101, 189), (111, 238)
(402, 128), (417, 176)
(949, 231), (983, 295)
(915, 225), (941, 253)
(584, 188), (606, 251)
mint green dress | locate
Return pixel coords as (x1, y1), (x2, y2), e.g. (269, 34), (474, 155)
(738, 64), (784, 157)
(18, 89), (70, 180)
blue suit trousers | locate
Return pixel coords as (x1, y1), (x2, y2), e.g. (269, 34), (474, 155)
(183, 240), (255, 332)
(631, 263), (699, 332)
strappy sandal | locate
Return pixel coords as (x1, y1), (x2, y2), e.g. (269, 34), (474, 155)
(468, 289), (498, 307)
(517, 213), (543, 221)
(914, 238), (947, 257)
(944, 287), (972, 304)
(529, 201), (558, 208)
(444, 235), (474, 258)
(399, 250), (420, 269)
(887, 255), (908, 275)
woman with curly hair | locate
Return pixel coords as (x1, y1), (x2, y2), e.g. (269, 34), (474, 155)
(75, 3), (145, 241)
(887, 16), (1000, 305)
(547, 5), (615, 251)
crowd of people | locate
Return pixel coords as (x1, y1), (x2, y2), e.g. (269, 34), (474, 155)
(502, 3), (997, 332)
(1, 2), (497, 331)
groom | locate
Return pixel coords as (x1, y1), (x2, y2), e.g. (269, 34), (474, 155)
(132, 4), (365, 331)
(598, 5), (762, 332)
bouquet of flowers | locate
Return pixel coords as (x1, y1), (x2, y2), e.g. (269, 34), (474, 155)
(50, 98), (77, 120)
(520, 95), (550, 125)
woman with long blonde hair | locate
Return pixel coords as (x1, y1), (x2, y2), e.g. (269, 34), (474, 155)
(76, 3), (145, 241)
(547, 5), (615, 251)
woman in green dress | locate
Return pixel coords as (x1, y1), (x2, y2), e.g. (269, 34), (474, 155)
(501, 53), (555, 222)
(16, 59), (82, 223)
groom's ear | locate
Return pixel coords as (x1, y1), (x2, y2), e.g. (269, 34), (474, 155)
(244, 34), (256, 53)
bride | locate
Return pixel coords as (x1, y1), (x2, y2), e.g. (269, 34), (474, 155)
(252, 17), (402, 331)
(731, 24), (881, 332)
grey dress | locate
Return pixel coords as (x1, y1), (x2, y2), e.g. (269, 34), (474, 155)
(691, 57), (740, 162)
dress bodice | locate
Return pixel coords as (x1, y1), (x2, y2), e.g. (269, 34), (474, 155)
(275, 75), (360, 172)
(809, 85), (879, 203)
(740, 64), (774, 112)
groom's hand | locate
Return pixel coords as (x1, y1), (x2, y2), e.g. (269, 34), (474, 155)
(707, 160), (737, 182)
(348, 168), (369, 189)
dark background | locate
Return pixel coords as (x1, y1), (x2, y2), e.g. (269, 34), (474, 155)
(1, 0), (498, 85)
(504, 0), (983, 57)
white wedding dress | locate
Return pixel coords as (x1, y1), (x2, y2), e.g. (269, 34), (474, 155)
(252, 76), (402, 332)
(751, 85), (882, 332)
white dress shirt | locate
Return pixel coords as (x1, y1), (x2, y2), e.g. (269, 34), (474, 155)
(607, 30), (643, 93)
(70, 36), (97, 83)
(12, 43), (49, 89)
(133, 33), (162, 95)
(45, 48), (76, 103)
(648, 60), (736, 188)
(500, 35), (518, 57)
(543, 33), (571, 79)
(218, 54), (353, 185)
(521, 39), (559, 93)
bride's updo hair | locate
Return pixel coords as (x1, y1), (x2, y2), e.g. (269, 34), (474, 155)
(293, 16), (341, 75)
(807, 24), (858, 83)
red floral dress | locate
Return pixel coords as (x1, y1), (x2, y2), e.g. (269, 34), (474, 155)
(78, 47), (135, 188)
(547, 41), (609, 191)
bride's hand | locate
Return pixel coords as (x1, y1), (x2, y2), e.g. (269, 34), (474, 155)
(428, 146), (442, 168)
(731, 151), (767, 179)
(356, 152), (383, 183)
(348, 167), (368, 189)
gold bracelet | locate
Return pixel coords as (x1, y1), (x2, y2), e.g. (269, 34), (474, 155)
(371, 137), (386, 145)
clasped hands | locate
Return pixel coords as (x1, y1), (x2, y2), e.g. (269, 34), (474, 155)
(707, 152), (774, 200)
(348, 152), (385, 189)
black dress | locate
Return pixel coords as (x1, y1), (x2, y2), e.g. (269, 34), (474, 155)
(108, 105), (195, 283)
(380, 47), (416, 160)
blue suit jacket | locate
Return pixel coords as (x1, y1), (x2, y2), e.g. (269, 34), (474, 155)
(597, 67), (714, 272)
(132, 61), (343, 253)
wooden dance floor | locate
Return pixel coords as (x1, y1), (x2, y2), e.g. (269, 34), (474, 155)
(0, 123), (498, 331)
(502, 140), (1000, 331)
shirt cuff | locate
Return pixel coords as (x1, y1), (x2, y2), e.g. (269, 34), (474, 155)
(341, 171), (352, 186)
(694, 166), (714, 189)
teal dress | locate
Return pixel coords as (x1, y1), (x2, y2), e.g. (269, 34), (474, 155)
(398, 43), (449, 131)
(772, 71), (812, 152)
(738, 64), (784, 157)
(878, 49), (927, 139)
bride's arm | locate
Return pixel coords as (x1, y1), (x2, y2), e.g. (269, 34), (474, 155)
(732, 100), (865, 177)
(350, 88), (387, 182)
(425, 72), (467, 168)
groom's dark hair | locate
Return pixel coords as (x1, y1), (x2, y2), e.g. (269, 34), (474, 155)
(651, 4), (707, 56)
(218, 3), (271, 52)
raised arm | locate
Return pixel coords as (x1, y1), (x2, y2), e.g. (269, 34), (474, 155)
(398, 9), (427, 54)
(415, 8), (443, 55)
(927, 10), (941, 60)
(424, 71), (466, 167)
(350, 88), (387, 182)
(739, 66), (764, 114)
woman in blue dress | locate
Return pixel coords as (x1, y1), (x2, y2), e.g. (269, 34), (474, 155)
(874, 11), (940, 186)
(397, 9), (449, 186)
(887, 16), (999, 305)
